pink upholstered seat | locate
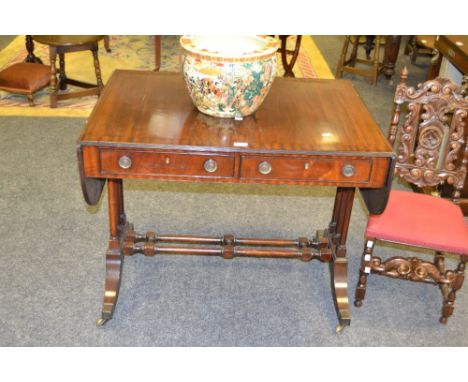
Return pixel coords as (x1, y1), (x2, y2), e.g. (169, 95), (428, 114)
(366, 190), (468, 254)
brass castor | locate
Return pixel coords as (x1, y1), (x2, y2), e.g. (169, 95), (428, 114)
(335, 324), (345, 334)
(96, 317), (109, 327)
(354, 300), (363, 307)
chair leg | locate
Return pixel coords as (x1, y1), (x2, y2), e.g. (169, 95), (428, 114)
(440, 257), (466, 324)
(354, 238), (375, 307)
(404, 36), (415, 55)
(58, 53), (67, 90)
(104, 35), (111, 53)
(410, 44), (418, 64)
(91, 45), (104, 94)
(364, 36), (374, 60)
(335, 36), (350, 79)
(154, 35), (161, 71)
(27, 94), (34, 107)
(49, 47), (58, 108)
(370, 36), (382, 86)
(349, 35), (360, 67)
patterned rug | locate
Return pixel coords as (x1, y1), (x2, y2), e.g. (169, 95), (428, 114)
(0, 35), (333, 117)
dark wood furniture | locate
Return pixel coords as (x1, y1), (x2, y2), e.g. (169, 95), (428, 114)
(381, 36), (402, 81)
(355, 68), (468, 324)
(103, 36), (111, 52)
(336, 35), (402, 85)
(25, 35), (43, 64)
(77, 70), (394, 332)
(404, 35), (436, 64)
(276, 35), (302, 77)
(154, 35), (161, 71)
(28, 35), (105, 108)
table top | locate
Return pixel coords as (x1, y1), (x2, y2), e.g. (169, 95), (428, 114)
(79, 70), (393, 157)
(32, 35), (104, 46)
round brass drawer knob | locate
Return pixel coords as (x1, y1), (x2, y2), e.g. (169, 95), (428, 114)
(258, 161), (272, 175)
(342, 164), (356, 177)
(204, 158), (218, 173)
(118, 155), (132, 169)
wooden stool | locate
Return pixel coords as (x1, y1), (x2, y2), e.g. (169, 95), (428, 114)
(0, 62), (50, 106)
(335, 35), (384, 85)
(31, 35), (105, 108)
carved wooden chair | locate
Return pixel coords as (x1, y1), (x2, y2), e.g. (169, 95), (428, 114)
(354, 67), (468, 323)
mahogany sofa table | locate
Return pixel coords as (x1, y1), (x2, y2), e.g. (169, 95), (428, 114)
(77, 70), (394, 332)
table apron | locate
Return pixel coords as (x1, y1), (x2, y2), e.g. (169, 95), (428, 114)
(80, 145), (391, 188)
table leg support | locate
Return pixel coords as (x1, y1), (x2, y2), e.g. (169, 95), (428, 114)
(96, 242), (124, 326)
(382, 35), (402, 82)
(330, 248), (351, 333)
(97, 179), (126, 327)
(329, 187), (355, 332)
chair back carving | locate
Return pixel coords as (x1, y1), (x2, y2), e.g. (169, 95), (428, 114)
(388, 67), (468, 201)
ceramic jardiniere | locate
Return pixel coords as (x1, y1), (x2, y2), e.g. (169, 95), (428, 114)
(180, 35), (279, 120)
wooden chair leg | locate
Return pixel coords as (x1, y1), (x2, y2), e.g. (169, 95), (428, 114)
(104, 35), (111, 52)
(440, 258), (466, 324)
(364, 36), (374, 60)
(349, 35), (360, 67)
(404, 36), (415, 55)
(354, 238), (375, 307)
(27, 94), (34, 106)
(154, 35), (161, 71)
(410, 44), (418, 63)
(370, 36), (382, 86)
(49, 47), (58, 108)
(58, 53), (67, 90)
(335, 36), (350, 78)
(91, 45), (104, 94)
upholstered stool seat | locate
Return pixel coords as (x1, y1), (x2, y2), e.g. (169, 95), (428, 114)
(0, 62), (50, 106)
(366, 190), (468, 254)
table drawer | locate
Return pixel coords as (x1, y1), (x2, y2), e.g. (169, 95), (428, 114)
(240, 156), (372, 183)
(99, 149), (235, 178)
